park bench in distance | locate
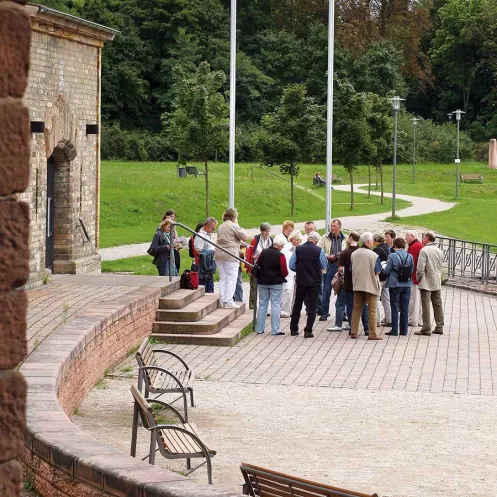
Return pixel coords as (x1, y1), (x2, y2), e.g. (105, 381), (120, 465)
(130, 384), (216, 484)
(135, 337), (196, 421)
(186, 165), (206, 178)
(460, 173), (483, 184)
(240, 463), (378, 497)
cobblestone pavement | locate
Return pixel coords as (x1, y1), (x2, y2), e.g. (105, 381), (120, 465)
(115, 285), (497, 396)
(99, 185), (454, 261)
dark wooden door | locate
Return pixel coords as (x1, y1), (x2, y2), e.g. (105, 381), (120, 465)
(45, 157), (55, 271)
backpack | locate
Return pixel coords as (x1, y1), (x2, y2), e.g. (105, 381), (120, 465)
(188, 236), (195, 258)
(396, 253), (412, 283)
(180, 269), (199, 290)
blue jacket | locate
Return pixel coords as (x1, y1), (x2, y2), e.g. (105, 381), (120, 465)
(383, 249), (414, 288)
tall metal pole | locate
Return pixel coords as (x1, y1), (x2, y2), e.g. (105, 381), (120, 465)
(412, 122), (416, 183)
(228, 0), (237, 208)
(325, 0), (335, 228)
(392, 109), (398, 218)
(456, 118), (460, 199)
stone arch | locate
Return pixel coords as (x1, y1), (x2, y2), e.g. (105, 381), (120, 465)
(43, 95), (78, 158)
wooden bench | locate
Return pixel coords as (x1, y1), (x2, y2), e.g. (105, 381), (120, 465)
(130, 384), (216, 484)
(186, 165), (205, 178)
(460, 173), (483, 183)
(240, 463), (378, 497)
(135, 337), (196, 421)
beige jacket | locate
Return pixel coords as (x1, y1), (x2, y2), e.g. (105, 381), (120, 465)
(215, 220), (248, 262)
(416, 243), (443, 291)
(350, 247), (381, 296)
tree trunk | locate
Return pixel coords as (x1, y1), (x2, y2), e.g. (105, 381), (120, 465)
(205, 158), (209, 217)
(349, 168), (354, 210)
(375, 165), (379, 190)
(290, 172), (295, 216)
(380, 159), (384, 205)
(368, 165), (371, 197)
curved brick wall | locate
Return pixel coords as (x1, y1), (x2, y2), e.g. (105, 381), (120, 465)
(20, 278), (240, 497)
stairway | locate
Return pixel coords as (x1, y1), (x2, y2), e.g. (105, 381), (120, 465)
(151, 286), (253, 346)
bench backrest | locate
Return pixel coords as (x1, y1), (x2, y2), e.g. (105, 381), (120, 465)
(186, 166), (198, 174)
(136, 338), (160, 386)
(240, 463), (378, 497)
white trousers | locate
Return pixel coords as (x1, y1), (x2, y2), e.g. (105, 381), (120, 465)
(280, 274), (295, 315)
(380, 282), (391, 322)
(217, 260), (239, 304)
(408, 284), (423, 326)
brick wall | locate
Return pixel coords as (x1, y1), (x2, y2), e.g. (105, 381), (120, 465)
(0, 1), (31, 496)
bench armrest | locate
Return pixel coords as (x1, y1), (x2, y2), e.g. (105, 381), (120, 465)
(152, 349), (190, 370)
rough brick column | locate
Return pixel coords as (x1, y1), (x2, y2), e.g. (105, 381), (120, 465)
(0, 1), (31, 496)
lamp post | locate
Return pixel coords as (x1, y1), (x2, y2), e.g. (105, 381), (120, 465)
(452, 109), (465, 199)
(410, 117), (420, 183)
(325, 0), (335, 228)
(390, 96), (405, 218)
(228, 0), (237, 208)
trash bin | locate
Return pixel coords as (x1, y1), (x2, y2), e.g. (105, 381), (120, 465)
(178, 167), (187, 178)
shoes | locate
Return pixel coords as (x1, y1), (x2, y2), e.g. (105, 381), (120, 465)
(319, 316), (328, 321)
(432, 329), (444, 335)
(400, 332), (408, 336)
(381, 320), (392, 327)
(367, 336), (383, 340)
(349, 334), (358, 339)
(326, 325), (342, 332)
(272, 332), (285, 336)
(342, 322), (351, 330)
(224, 302), (240, 309)
(385, 331), (398, 336)
(290, 331), (299, 336)
(256, 331), (264, 335)
(304, 331), (314, 338)
(280, 313), (290, 318)
(364, 332), (369, 336)
(414, 330), (431, 336)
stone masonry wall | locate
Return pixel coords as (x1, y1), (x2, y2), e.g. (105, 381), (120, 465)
(23, 12), (104, 286)
(0, 1), (31, 496)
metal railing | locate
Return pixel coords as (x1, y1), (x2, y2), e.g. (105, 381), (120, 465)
(170, 222), (257, 329)
(437, 236), (497, 284)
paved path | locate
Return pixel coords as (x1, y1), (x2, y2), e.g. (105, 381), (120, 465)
(99, 185), (455, 261)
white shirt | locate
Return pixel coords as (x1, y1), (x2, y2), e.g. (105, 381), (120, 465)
(194, 228), (214, 254)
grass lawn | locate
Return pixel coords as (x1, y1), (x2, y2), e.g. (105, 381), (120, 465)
(351, 161), (497, 244)
(100, 161), (409, 247)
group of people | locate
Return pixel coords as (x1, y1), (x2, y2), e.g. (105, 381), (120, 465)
(149, 210), (445, 340)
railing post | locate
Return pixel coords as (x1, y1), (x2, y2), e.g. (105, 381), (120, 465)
(482, 244), (489, 285)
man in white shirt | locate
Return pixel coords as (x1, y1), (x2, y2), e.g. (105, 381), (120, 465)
(194, 217), (217, 293)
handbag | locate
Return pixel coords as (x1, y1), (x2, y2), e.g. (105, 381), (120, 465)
(331, 270), (344, 295)
(180, 270), (199, 290)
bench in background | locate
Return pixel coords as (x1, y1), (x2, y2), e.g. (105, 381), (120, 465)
(460, 173), (483, 183)
(186, 165), (206, 178)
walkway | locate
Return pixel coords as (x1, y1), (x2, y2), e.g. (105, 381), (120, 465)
(99, 185), (455, 261)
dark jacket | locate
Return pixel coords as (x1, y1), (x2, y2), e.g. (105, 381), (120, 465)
(150, 230), (172, 266)
(374, 243), (390, 282)
(257, 246), (288, 285)
(338, 245), (360, 291)
(294, 242), (323, 288)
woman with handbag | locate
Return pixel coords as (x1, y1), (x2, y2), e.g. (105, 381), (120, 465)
(148, 219), (178, 276)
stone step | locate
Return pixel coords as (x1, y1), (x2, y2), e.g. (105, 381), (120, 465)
(156, 294), (220, 322)
(151, 309), (254, 346)
(158, 287), (205, 309)
(152, 303), (246, 335)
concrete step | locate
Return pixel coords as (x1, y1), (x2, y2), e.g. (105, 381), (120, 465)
(158, 287), (205, 309)
(151, 309), (254, 346)
(152, 303), (246, 335)
(156, 294), (220, 322)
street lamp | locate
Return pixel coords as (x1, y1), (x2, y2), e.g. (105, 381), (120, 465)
(410, 117), (420, 183)
(452, 109), (465, 199)
(228, 0), (237, 208)
(390, 96), (405, 218)
(447, 112), (453, 122)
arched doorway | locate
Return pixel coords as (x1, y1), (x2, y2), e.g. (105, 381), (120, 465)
(45, 156), (56, 271)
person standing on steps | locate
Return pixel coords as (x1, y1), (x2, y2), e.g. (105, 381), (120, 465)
(382, 237), (414, 337)
(406, 230), (424, 327)
(415, 232), (444, 336)
(194, 217), (217, 293)
(318, 219), (345, 321)
(350, 232), (383, 340)
(289, 232), (327, 338)
(255, 234), (289, 336)
(216, 208), (248, 309)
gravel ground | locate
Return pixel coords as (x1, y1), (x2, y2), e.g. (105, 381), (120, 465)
(73, 377), (497, 497)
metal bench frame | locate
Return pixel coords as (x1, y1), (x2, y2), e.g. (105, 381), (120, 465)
(130, 385), (215, 484)
(186, 165), (206, 178)
(240, 463), (378, 497)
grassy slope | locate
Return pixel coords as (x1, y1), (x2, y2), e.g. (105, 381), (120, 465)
(351, 161), (497, 244)
(100, 161), (409, 247)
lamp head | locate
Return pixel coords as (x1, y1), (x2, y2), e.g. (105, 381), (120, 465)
(447, 113), (453, 121)
(390, 96), (405, 112)
(410, 117), (420, 126)
(453, 109), (465, 121)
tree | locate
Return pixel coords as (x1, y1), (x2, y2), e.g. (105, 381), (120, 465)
(334, 78), (373, 210)
(257, 84), (325, 216)
(163, 62), (229, 216)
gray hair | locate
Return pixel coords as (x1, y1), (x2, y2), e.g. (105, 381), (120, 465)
(308, 231), (321, 241)
(424, 231), (436, 242)
(273, 234), (287, 247)
(360, 232), (374, 245)
(288, 230), (302, 242)
(260, 222), (271, 232)
(205, 216), (217, 226)
(406, 229), (418, 240)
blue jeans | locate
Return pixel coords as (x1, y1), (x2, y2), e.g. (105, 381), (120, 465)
(389, 286), (411, 335)
(339, 289), (368, 332)
(256, 284), (283, 335)
(199, 275), (214, 293)
(318, 262), (337, 318)
(157, 263), (178, 276)
(234, 267), (243, 302)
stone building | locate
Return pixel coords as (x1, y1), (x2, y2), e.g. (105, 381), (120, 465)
(23, 4), (116, 286)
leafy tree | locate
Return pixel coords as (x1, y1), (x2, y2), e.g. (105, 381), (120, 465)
(163, 62), (229, 217)
(257, 84), (325, 216)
